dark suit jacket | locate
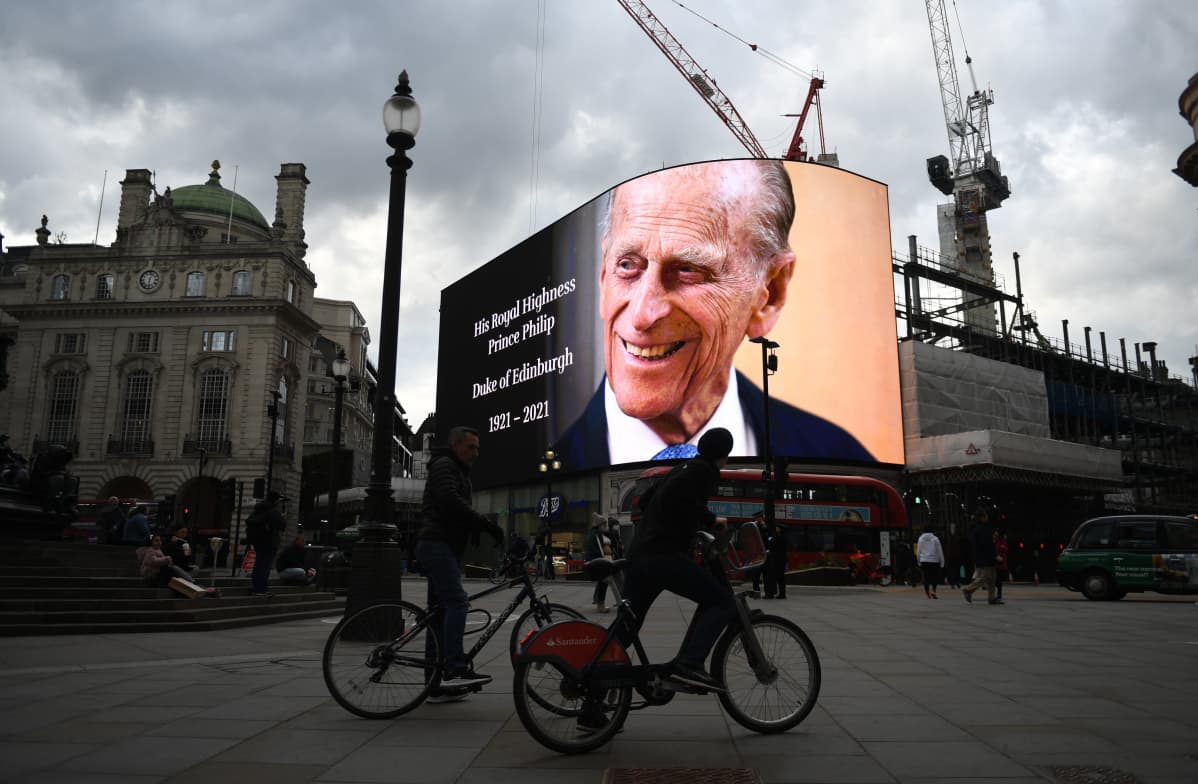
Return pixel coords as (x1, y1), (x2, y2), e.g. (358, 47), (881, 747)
(555, 371), (874, 469)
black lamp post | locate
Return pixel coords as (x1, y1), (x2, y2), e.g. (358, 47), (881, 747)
(538, 448), (562, 579)
(347, 71), (420, 614)
(749, 337), (779, 524)
(325, 349), (352, 548)
(265, 390), (281, 496)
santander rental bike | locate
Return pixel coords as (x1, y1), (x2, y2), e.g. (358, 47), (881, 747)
(510, 521), (822, 754)
(323, 537), (582, 719)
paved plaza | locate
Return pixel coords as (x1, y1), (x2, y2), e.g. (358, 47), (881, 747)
(0, 579), (1196, 784)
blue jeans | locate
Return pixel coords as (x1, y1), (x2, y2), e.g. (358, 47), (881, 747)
(621, 553), (735, 670)
(251, 542), (276, 593)
(414, 540), (471, 674)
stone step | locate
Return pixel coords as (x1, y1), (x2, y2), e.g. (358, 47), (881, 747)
(0, 582), (317, 599)
(0, 591), (333, 612)
(0, 604), (346, 636)
(0, 593), (340, 625)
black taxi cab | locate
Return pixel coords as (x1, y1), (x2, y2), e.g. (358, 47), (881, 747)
(1057, 514), (1198, 600)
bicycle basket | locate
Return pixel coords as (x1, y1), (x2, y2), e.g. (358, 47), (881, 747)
(719, 521), (767, 575)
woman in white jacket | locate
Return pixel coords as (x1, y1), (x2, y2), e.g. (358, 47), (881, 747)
(916, 529), (946, 599)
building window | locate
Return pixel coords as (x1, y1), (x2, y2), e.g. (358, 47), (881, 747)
(54, 333), (86, 354)
(201, 330), (236, 352)
(219, 233), (240, 244)
(274, 378), (289, 445)
(197, 369), (229, 443)
(50, 274), (70, 301)
(46, 371), (79, 444)
(282, 337), (292, 360)
(95, 273), (114, 300)
(185, 271), (205, 297)
(127, 331), (160, 353)
(121, 370), (153, 443)
(231, 270), (252, 296)
(286, 280), (296, 303)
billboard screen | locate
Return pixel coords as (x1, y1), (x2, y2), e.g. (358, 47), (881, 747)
(436, 160), (903, 488)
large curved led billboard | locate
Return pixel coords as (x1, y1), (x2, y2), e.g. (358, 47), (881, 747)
(437, 160), (903, 488)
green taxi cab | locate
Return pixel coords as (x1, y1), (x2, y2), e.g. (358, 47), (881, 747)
(1057, 514), (1198, 600)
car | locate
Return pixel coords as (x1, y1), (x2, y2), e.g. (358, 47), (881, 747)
(1057, 514), (1198, 600)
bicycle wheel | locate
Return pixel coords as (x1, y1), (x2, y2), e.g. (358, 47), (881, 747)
(712, 613), (820, 733)
(509, 601), (585, 657)
(513, 660), (631, 754)
(488, 565), (506, 585)
(323, 601), (438, 719)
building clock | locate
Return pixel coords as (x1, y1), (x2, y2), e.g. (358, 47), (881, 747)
(138, 269), (160, 292)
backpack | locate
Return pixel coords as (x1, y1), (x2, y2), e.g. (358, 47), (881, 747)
(245, 509), (265, 542)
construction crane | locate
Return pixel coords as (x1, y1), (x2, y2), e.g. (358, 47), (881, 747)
(617, 0), (826, 162)
(924, 0), (1011, 333)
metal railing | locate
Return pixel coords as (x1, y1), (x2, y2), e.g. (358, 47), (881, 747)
(182, 436), (232, 457)
(106, 436), (154, 456)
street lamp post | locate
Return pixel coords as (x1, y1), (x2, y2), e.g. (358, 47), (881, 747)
(538, 448), (562, 579)
(325, 349), (352, 548)
(265, 390), (281, 496)
(347, 71), (420, 616)
(749, 337), (779, 525)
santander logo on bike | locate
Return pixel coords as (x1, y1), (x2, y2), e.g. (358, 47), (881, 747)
(545, 635), (600, 648)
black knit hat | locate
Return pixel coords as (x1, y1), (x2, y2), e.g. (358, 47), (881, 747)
(697, 427), (734, 460)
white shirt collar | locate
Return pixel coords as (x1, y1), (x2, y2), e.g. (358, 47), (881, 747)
(605, 364), (757, 464)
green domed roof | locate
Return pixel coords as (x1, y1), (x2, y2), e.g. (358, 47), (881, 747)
(170, 162), (269, 230)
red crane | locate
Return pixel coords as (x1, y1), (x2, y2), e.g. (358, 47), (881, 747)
(617, 0), (826, 162)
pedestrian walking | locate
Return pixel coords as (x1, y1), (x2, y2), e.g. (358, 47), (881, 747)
(586, 514), (613, 613)
(121, 504), (151, 546)
(769, 523), (789, 598)
(962, 507), (1001, 605)
(916, 527), (945, 599)
(749, 511), (766, 595)
(994, 528), (1010, 601)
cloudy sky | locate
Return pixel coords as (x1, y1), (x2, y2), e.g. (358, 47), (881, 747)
(2, 0), (1195, 427)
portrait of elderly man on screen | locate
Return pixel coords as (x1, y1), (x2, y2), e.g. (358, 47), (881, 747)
(555, 160), (873, 467)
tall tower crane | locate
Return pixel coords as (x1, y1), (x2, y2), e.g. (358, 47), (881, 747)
(924, 0), (1010, 333)
(617, 0), (827, 163)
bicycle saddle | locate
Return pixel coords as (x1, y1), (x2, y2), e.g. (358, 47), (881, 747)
(582, 557), (628, 581)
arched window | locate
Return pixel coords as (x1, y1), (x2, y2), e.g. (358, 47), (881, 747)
(95, 273), (114, 300)
(50, 274), (70, 301)
(121, 370), (154, 448)
(231, 270), (252, 296)
(185, 271), (205, 297)
(46, 371), (79, 443)
(197, 368), (229, 443)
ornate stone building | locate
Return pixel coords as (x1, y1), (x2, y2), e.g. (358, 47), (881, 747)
(0, 161), (320, 538)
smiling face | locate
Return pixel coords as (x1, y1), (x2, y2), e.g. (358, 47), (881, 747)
(599, 162), (795, 443)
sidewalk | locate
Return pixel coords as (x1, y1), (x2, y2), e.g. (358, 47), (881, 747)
(0, 580), (1195, 783)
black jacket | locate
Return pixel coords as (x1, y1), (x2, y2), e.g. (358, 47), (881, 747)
(417, 448), (491, 556)
(627, 457), (719, 558)
(163, 536), (194, 572)
(275, 543), (307, 573)
(971, 521), (998, 567)
(248, 501), (285, 548)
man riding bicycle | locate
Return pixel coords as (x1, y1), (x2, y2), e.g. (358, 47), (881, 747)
(620, 427), (737, 692)
(414, 426), (505, 700)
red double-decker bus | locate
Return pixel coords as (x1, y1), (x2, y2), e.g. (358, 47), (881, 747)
(630, 468), (908, 572)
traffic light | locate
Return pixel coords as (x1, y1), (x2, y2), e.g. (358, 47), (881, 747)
(252, 477), (265, 499)
(914, 495), (923, 505)
(158, 495), (176, 527)
(181, 505), (192, 524)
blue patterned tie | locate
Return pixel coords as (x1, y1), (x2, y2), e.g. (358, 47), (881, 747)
(652, 443), (699, 460)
